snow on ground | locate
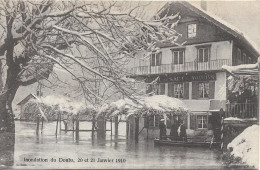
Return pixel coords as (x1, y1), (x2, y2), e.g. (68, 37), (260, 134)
(227, 125), (259, 168)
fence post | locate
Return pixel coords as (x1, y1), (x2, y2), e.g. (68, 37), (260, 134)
(75, 118), (79, 141)
(135, 116), (139, 143)
(41, 118), (44, 134)
(115, 116), (118, 136)
(36, 117), (40, 135)
(55, 114), (59, 137)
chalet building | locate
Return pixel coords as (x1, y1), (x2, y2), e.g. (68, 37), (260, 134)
(127, 2), (259, 139)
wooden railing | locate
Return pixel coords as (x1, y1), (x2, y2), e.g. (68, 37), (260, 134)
(225, 103), (257, 118)
(129, 59), (231, 75)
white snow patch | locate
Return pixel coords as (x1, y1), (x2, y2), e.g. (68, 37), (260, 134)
(34, 95), (94, 115)
(227, 125), (259, 168)
(224, 117), (243, 121)
(101, 95), (190, 117)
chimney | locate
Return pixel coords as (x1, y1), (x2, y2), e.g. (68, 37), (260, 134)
(201, 1), (207, 11)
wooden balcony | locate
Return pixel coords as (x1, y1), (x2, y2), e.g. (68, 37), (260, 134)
(129, 59), (231, 75)
(225, 103), (258, 118)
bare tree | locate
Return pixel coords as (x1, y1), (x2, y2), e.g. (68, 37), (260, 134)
(0, 0), (181, 132)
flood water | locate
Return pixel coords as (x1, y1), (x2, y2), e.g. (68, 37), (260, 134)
(12, 121), (224, 169)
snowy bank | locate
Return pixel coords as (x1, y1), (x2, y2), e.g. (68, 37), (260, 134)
(227, 125), (259, 168)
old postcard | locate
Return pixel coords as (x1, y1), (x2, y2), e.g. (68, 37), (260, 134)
(0, 0), (259, 169)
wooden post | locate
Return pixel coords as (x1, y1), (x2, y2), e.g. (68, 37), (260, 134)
(126, 120), (129, 139)
(110, 118), (113, 136)
(41, 118), (44, 134)
(65, 121), (67, 133)
(59, 113), (62, 134)
(135, 117), (139, 143)
(55, 114), (59, 137)
(92, 119), (95, 139)
(72, 118), (75, 133)
(76, 119), (79, 141)
(115, 116), (118, 136)
(146, 117), (149, 140)
(36, 117), (40, 135)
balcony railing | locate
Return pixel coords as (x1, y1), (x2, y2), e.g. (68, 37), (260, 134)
(225, 103), (257, 118)
(129, 59), (231, 75)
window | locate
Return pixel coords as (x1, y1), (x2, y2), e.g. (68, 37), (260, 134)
(198, 47), (209, 62)
(199, 82), (209, 98)
(188, 24), (197, 38)
(174, 83), (184, 98)
(197, 115), (208, 129)
(172, 50), (184, 65)
(147, 115), (160, 128)
(151, 53), (162, 66)
(155, 83), (165, 95)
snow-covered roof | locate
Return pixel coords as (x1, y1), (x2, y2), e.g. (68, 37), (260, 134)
(227, 125), (259, 168)
(17, 93), (39, 105)
(158, 1), (259, 56)
(222, 63), (259, 76)
(27, 95), (95, 115)
(100, 95), (190, 118)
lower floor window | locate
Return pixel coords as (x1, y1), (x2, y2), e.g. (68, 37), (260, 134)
(144, 115), (160, 128)
(174, 83), (184, 98)
(199, 82), (209, 98)
(197, 115), (208, 129)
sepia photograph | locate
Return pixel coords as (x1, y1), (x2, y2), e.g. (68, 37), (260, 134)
(0, 0), (259, 169)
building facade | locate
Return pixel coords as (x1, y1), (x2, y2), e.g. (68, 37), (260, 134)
(127, 2), (259, 139)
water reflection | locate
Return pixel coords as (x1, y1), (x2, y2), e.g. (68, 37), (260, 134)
(11, 121), (224, 169)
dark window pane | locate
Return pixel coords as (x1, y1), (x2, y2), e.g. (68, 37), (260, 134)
(198, 49), (203, 62)
(173, 52), (178, 64)
(179, 51), (184, 64)
(156, 54), (160, 66)
(151, 54), (155, 66)
(204, 48), (209, 62)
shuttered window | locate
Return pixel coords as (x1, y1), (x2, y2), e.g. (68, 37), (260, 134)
(198, 47), (209, 62)
(173, 50), (184, 64)
(150, 53), (162, 66)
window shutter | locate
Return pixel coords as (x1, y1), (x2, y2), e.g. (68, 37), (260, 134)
(190, 115), (197, 130)
(183, 82), (189, 99)
(146, 84), (152, 94)
(160, 83), (165, 95)
(168, 83), (174, 97)
(159, 53), (162, 65)
(207, 115), (212, 130)
(192, 82), (199, 99)
(209, 81), (215, 99)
